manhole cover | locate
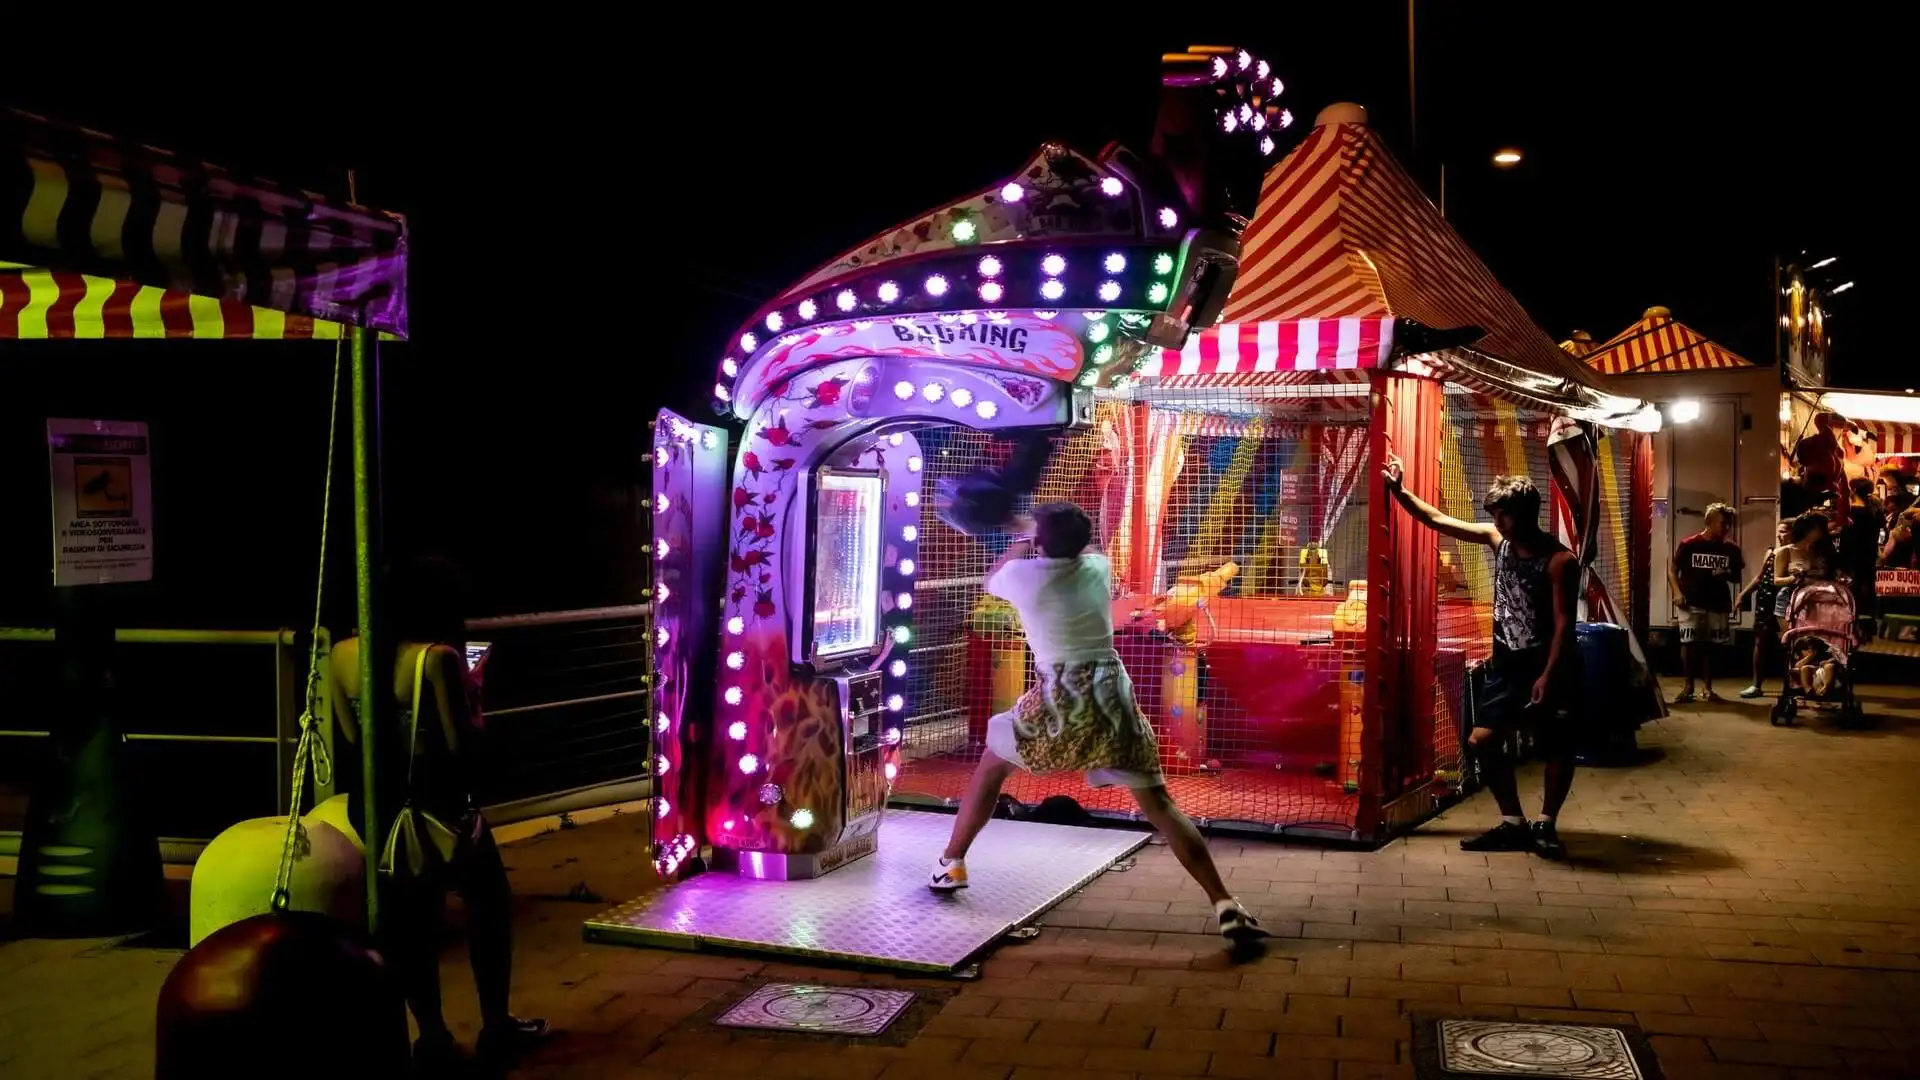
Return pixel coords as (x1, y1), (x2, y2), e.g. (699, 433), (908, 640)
(714, 983), (916, 1037)
(1436, 1020), (1645, 1079)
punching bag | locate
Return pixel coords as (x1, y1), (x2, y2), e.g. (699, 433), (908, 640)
(15, 604), (162, 937)
(156, 911), (410, 1080)
(937, 431), (1055, 536)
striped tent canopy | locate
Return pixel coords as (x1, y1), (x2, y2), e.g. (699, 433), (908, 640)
(1855, 420), (1920, 460)
(2, 108), (408, 341)
(1559, 330), (1599, 357)
(1144, 108), (1621, 416)
(1581, 307), (1752, 375)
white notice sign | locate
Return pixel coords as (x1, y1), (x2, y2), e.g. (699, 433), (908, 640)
(48, 418), (154, 586)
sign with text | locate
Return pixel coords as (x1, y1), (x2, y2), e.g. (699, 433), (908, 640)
(1879, 569), (1920, 597)
(49, 418), (153, 586)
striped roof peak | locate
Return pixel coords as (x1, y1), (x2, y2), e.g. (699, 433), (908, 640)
(1582, 307), (1754, 375)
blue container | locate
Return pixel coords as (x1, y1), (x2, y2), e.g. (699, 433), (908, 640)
(1575, 622), (1632, 729)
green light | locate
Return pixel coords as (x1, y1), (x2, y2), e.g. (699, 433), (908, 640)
(1078, 370), (1099, 387)
(1152, 253), (1175, 276)
(1093, 344), (1114, 365)
(1087, 321), (1110, 344)
(951, 218), (978, 243)
(1147, 281), (1170, 304)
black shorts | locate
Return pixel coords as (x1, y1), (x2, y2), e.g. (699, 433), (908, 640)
(1477, 649), (1584, 753)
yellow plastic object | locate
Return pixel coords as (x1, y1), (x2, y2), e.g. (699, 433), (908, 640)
(1155, 561), (1239, 646)
(189, 814), (365, 947)
(1332, 580), (1368, 789)
(1161, 646), (1202, 768)
(1298, 542), (1330, 596)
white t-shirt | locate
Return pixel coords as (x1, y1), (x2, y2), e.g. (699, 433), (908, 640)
(986, 552), (1117, 666)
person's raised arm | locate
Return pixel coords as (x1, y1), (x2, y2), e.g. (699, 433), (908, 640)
(1533, 550), (1579, 706)
(984, 515), (1037, 592)
(1382, 454), (1501, 547)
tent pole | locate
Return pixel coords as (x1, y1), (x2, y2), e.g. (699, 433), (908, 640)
(350, 327), (385, 932)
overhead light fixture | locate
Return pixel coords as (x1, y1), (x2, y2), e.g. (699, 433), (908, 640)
(1666, 399), (1702, 424)
(1808, 256), (1838, 270)
(1492, 148), (1523, 167)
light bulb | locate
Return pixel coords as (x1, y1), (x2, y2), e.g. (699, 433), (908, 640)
(1104, 252), (1127, 273)
(976, 400), (999, 420)
(890, 660), (908, 677)
(656, 583), (671, 603)
(907, 457), (922, 473)
(899, 558), (916, 575)
(877, 281), (900, 303)
(903, 525), (919, 542)
(715, 383), (731, 402)
(888, 694), (905, 712)
(924, 274), (949, 297)
(656, 797), (670, 819)
(889, 432), (905, 446)
(1158, 207), (1179, 230)
(1222, 112), (1238, 133)
(897, 593), (913, 610)
(656, 754), (670, 776)
(655, 539), (670, 560)
(726, 651), (745, 670)
(1098, 281), (1122, 302)
(894, 380), (914, 400)
(885, 762), (898, 781)
(653, 446), (669, 468)
(1153, 252), (1175, 275)
(1260, 136), (1276, 156)
(1042, 253), (1067, 276)
(1093, 344), (1115, 365)
(728, 720), (748, 740)
(765, 312), (783, 333)
(701, 430), (717, 450)
(835, 289), (857, 312)
(1088, 321), (1111, 343)
(1237, 49), (1252, 70)
(722, 357), (738, 377)
(1256, 59), (1271, 79)
(979, 281), (1003, 303)
(724, 686), (743, 706)
(797, 299), (818, 320)
(978, 255), (1003, 278)
(1278, 109), (1294, 128)
(1238, 103), (1254, 123)
(1000, 182), (1024, 202)
(655, 493), (670, 513)
(727, 616), (744, 635)
(951, 388), (974, 407)
(1148, 282), (1171, 304)
(952, 218), (977, 242)
(759, 783), (782, 805)
(740, 332), (758, 351)
(893, 626), (912, 644)
(922, 383), (945, 403)
(656, 712), (671, 733)
(739, 754), (759, 774)
(904, 491), (920, 507)
(1100, 176), (1124, 197)
(1211, 57), (1228, 78)
(1271, 77), (1285, 95)
(884, 727), (902, 745)
(1251, 112), (1267, 131)
(1041, 279), (1065, 301)
(655, 627), (670, 648)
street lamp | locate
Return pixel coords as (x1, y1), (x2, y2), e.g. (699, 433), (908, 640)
(1491, 147), (1523, 167)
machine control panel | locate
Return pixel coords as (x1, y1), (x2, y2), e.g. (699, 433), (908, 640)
(845, 669), (885, 742)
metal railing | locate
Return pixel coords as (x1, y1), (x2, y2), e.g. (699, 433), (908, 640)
(1, 605), (654, 857)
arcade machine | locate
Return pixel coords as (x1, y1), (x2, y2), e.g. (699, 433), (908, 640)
(588, 45), (1280, 971)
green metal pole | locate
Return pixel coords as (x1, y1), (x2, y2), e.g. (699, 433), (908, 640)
(349, 327), (384, 932)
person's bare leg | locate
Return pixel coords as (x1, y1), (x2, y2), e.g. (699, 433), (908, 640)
(1470, 727), (1526, 818)
(943, 750), (1016, 861)
(1129, 784), (1231, 904)
(1678, 643), (1696, 695)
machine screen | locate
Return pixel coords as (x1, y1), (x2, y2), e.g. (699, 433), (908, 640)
(813, 472), (884, 660)
(465, 642), (491, 671)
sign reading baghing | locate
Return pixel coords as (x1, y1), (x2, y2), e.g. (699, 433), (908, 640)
(48, 418), (153, 586)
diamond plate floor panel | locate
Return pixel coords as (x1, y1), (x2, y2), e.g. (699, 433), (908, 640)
(583, 810), (1147, 973)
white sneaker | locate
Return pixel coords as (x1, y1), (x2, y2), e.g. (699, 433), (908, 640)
(1215, 899), (1269, 940)
(1738, 684), (1764, 699)
(928, 857), (969, 892)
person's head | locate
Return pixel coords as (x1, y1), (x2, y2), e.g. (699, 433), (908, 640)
(1789, 511), (1829, 547)
(1703, 502), (1735, 538)
(1852, 477), (1876, 500)
(1774, 519), (1793, 545)
(1033, 501), (1093, 558)
(1482, 475), (1542, 538)
(389, 556), (470, 644)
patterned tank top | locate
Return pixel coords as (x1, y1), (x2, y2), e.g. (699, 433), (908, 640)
(1492, 536), (1565, 655)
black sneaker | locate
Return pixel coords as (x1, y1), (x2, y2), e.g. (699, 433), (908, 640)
(476, 1016), (550, 1065)
(1460, 821), (1533, 853)
(1216, 901), (1271, 941)
(1529, 820), (1567, 861)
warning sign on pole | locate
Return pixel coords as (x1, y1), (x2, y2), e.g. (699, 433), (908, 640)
(49, 418), (154, 587)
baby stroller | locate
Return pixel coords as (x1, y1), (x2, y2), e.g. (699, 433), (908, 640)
(1772, 578), (1868, 728)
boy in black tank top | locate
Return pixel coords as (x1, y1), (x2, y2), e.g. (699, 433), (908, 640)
(1384, 457), (1583, 860)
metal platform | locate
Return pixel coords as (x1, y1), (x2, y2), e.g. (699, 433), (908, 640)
(583, 810), (1147, 974)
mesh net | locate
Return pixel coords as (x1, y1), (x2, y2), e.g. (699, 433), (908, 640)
(897, 380), (1377, 832)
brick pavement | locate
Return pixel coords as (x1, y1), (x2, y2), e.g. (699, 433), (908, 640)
(4, 688), (1918, 1080)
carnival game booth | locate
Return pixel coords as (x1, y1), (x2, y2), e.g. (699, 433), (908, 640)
(602, 65), (1660, 973)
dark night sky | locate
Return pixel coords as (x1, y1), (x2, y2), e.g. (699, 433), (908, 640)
(2, 6), (1907, 622)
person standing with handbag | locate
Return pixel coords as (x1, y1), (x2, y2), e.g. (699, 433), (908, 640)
(329, 557), (547, 1071)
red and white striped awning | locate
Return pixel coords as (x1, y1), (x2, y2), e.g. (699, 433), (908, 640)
(1143, 115), (1613, 405)
(1582, 307), (1752, 375)
(1854, 419), (1920, 459)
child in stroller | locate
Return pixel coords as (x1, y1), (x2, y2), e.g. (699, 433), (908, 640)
(1772, 577), (1868, 727)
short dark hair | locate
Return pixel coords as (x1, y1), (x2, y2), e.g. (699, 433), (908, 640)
(1033, 502), (1093, 558)
(389, 556), (470, 643)
(1704, 501), (1736, 525)
(1789, 511), (1829, 543)
(1482, 475), (1540, 524)
(1851, 477), (1876, 497)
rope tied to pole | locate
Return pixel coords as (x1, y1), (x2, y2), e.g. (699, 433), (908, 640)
(271, 340), (343, 914)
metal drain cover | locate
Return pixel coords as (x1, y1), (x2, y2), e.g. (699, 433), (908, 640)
(714, 983), (916, 1036)
(1435, 1020), (1648, 1080)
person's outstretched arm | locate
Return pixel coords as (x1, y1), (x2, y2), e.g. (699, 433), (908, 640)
(1382, 454), (1501, 548)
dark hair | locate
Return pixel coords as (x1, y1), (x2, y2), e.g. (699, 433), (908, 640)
(1851, 477), (1876, 498)
(388, 556), (470, 644)
(1033, 502), (1093, 558)
(1481, 475), (1540, 524)
(1704, 501), (1736, 526)
(1789, 511), (1830, 544)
